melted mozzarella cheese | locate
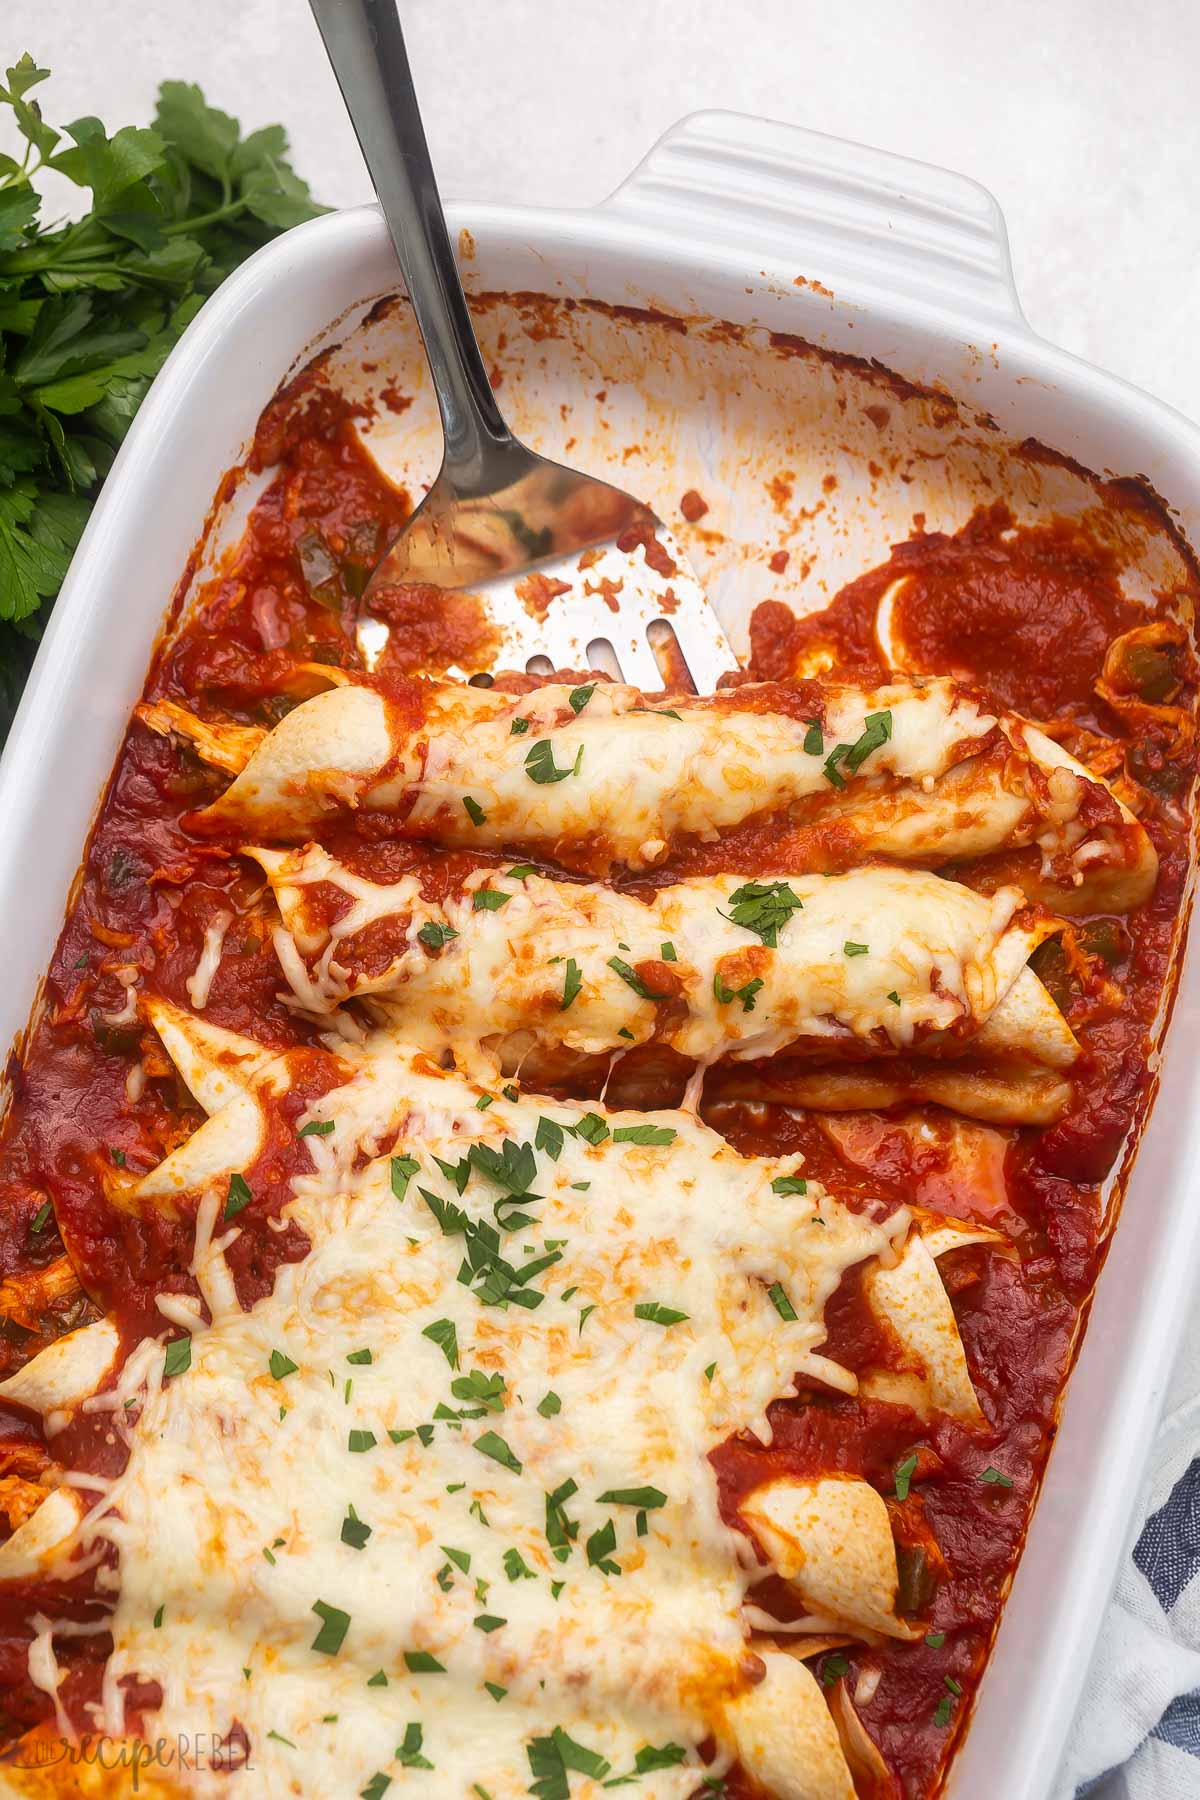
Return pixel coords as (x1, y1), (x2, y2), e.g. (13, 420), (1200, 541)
(185, 911), (232, 1011)
(181, 676), (1155, 906)
(198, 678), (1001, 859)
(249, 851), (1077, 1078)
(49, 1027), (916, 1798)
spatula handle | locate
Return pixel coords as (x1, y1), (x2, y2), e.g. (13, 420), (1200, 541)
(308, 0), (517, 481)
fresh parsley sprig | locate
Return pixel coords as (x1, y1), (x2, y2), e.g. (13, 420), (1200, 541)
(0, 58), (322, 733)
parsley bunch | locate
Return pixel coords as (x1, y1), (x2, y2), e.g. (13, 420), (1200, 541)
(0, 56), (323, 735)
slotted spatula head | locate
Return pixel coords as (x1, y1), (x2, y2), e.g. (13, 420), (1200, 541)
(358, 450), (738, 692)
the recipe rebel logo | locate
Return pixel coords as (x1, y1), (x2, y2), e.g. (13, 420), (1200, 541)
(4, 1729), (253, 1788)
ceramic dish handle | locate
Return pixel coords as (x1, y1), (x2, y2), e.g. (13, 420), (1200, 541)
(603, 109), (1026, 331)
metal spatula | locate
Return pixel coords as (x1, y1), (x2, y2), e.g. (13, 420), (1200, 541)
(309, 0), (737, 693)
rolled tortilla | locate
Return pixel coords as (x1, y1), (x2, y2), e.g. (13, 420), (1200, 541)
(740, 1476), (922, 1641)
(861, 1228), (987, 1424)
(0, 1487), (84, 1583)
(715, 1058), (1074, 1127)
(724, 1649), (857, 1800)
(247, 851), (1078, 1088)
(0, 1319), (120, 1425)
(141, 675), (1155, 907)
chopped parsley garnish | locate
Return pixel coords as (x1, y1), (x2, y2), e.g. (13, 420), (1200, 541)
(473, 1612), (506, 1632)
(887, 989), (902, 1004)
(347, 1347), (373, 1365)
(29, 1200), (51, 1234)
(568, 684), (595, 713)
(310, 1599), (350, 1655)
(561, 958), (582, 1010)
(473, 887), (510, 911)
(823, 709), (892, 787)
(704, 1363), (717, 1382)
(597, 1485), (667, 1509)
(713, 970), (764, 1012)
(503, 1547), (537, 1581)
(418, 920), (458, 950)
(721, 879), (804, 946)
(163, 1335), (191, 1379)
(109, 1146), (126, 1167)
(348, 1429), (377, 1454)
(536, 1116), (564, 1159)
(766, 1282), (798, 1321)
(843, 940), (869, 957)
(821, 1653), (851, 1686)
(771, 1175), (808, 1195)
(607, 955), (665, 1000)
(396, 1722), (433, 1769)
(366, 1670), (389, 1687)
(463, 795), (487, 826)
(586, 1518), (620, 1574)
(474, 1430), (522, 1474)
(403, 1649), (445, 1673)
(544, 1477), (580, 1562)
(632, 1744), (688, 1773)
(538, 1389), (562, 1417)
(223, 1172), (252, 1221)
(361, 1776), (391, 1800)
(613, 1123), (677, 1146)
(298, 1119), (335, 1138)
(509, 717), (530, 736)
(634, 1301), (688, 1327)
(470, 1136), (539, 1198)
(341, 1504), (371, 1550)
(894, 1451), (919, 1502)
(269, 1349), (298, 1380)
(803, 719), (824, 755)
(525, 738), (583, 784)
(570, 1113), (610, 1146)
(485, 1681), (508, 1702)
(421, 1318), (459, 1368)
(980, 1466), (1014, 1487)
(390, 1155), (420, 1201)
(451, 1370), (507, 1412)
(527, 1727), (611, 1795)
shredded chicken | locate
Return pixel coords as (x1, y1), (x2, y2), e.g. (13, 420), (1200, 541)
(0, 1253), (82, 1331)
(135, 699), (265, 775)
(0, 1473), (51, 1533)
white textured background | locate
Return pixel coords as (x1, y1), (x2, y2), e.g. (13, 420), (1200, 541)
(4, 0), (1199, 420)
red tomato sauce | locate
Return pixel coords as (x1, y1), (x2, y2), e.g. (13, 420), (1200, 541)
(0, 375), (1193, 1798)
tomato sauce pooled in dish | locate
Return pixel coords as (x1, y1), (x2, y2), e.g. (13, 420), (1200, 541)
(0, 369), (1193, 1800)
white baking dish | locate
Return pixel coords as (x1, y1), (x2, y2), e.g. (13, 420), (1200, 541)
(2, 111), (1198, 1798)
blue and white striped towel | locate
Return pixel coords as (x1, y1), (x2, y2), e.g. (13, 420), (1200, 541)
(1055, 1323), (1200, 1798)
